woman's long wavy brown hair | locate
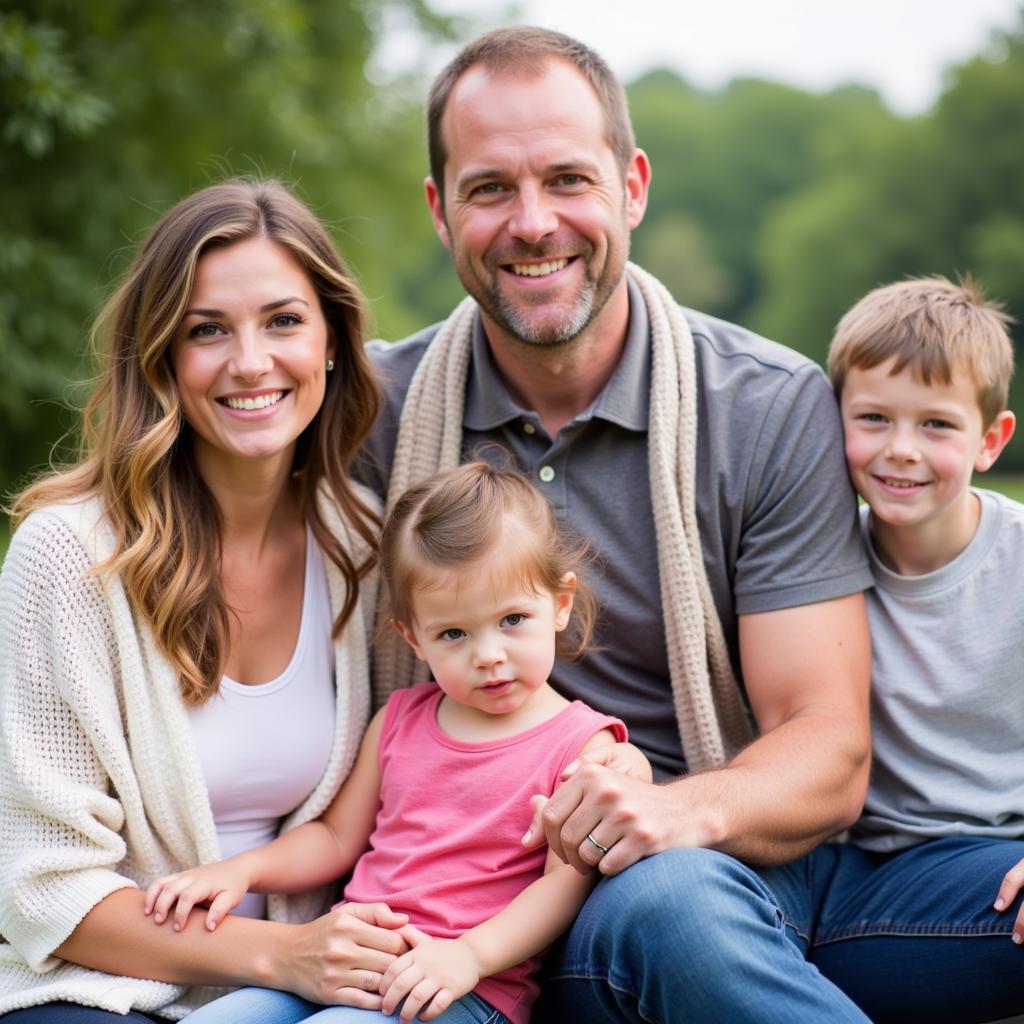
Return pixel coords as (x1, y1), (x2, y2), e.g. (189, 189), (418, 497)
(12, 179), (380, 704)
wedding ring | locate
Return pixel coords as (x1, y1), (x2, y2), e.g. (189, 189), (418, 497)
(364, 972), (376, 990)
(586, 832), (610, 856)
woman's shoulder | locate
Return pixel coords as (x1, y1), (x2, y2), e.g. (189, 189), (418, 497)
(315, 478), (382, 547)
(10, 495), (104, 550)
(3, 496), (113, 590)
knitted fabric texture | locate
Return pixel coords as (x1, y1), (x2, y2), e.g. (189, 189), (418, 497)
(373, 263), (753, 772)
(0, 488), (377, 1018)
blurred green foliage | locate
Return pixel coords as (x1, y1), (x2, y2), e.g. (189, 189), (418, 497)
(2, 3), (1024, 504)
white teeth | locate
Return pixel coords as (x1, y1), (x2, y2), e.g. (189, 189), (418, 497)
(511, 258), (569, 277)
(883, 478), (921, 489)
(223, 391), (284, 411)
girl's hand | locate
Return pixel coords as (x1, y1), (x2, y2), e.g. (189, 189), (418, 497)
(144, 860), (253, 932)
(994, 857), (1024, 944)
(379, 932), (480, 1022)
(561, 741), (653, 783)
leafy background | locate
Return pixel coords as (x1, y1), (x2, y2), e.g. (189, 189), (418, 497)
(3, 0), (1023, 544)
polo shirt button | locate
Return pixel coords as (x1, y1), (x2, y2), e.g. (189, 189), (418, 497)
(523, 421), (536, 435)
(538, 466), (555, 483)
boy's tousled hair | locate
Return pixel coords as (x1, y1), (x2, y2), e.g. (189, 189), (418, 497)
(380, 461), (597, 660)
(828, 275), (1015, 427)
(427, 26), (635, 205)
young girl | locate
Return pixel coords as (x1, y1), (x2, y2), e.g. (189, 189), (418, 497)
(145, 462), (649, 1024)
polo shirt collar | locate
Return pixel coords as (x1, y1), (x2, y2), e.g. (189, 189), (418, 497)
(463, 275), (651, 433)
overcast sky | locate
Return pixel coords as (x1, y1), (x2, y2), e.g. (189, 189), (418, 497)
(383, 0), (1021, 114)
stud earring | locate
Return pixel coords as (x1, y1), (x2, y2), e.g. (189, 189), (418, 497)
(326, 358), (335, 371)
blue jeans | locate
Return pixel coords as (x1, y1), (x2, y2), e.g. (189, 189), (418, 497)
(0, 1006), (159, 1023)
(184, 987), (508, 1023)
(536, 837), (1024, 1023)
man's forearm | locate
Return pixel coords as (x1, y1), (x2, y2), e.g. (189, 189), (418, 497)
(672, 705), (870, 865)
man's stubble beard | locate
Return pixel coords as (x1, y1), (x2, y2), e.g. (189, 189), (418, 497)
(446, 226), (629, 350)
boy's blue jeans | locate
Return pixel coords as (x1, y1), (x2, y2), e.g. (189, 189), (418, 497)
(537, 837), (1024, 1024)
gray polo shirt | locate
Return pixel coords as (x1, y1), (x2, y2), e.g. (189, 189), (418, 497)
(362, 279), (870, 778)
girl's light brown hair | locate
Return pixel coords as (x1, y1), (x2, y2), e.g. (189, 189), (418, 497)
(380, 461), (596, 660)
(11, 178), (380, 704)
(828, 275), (1015, 427)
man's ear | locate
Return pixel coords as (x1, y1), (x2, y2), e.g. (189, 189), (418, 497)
(392, 619), (426, 661)
(424, 177), (451, 249)
(975, 410), (1016, 472)
(624, 148), (652, 231)
(553, 572), (577, 632)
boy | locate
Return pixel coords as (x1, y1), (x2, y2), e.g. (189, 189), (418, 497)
(815, 275), (1023, 1021)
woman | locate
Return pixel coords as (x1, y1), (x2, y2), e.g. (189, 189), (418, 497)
(0, 180), (408, 1021)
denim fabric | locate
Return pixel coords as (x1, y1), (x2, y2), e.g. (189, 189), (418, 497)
(0, 1005), (160, 1023)
(536, 838), (1024, 1024)
(183, 987), (508, 1024)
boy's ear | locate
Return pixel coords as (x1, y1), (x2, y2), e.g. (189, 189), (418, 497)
(975, 410), (1016, 472)
(392, 619), (426, 661)
(553, 572), (577, 632)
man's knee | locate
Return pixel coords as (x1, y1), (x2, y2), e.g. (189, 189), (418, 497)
(572, 847), (783, 962)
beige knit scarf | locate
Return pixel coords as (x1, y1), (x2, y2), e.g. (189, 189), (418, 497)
(373, 262), (753, 773)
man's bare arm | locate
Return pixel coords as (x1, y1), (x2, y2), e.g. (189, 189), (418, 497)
(525, 593), (871, 871)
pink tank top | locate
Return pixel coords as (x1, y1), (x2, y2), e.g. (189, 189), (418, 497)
(343, 682), (626, 1024)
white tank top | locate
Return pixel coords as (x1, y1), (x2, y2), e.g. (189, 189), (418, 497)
(187, 527), (336, 918)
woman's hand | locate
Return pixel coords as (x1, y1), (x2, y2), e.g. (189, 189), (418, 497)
(274, 903), (413, 1009)
(144, 860), (253, 932)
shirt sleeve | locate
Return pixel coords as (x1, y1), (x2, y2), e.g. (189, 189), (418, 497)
(0, 514), (136, 969)
(733, 364), (871, 615)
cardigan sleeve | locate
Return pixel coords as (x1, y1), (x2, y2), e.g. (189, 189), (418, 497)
(0, 512), (138, 970)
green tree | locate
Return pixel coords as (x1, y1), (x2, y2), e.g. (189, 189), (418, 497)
(746, 13), (1024, 467)
(0, 0), (449, 492)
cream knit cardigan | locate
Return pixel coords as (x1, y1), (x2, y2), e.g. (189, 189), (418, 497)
(0, 489), (377, 1019)
(374, 264), (753, 772)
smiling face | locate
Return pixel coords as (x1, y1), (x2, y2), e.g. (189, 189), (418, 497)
(425, 57), (649, 350)
(840, 359), (1013, 570)
(171, 236), (334, 481)
(396, 552), (575, 723)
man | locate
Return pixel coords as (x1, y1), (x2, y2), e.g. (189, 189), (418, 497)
(362, 26), (874, 1022)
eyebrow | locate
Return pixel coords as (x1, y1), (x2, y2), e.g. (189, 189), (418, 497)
(454, 160), (602, 193)
(182, 297), (310, 318)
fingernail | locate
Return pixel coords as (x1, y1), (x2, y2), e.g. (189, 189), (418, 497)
(522, 830), (532, 844)
(173, 922), (181, 932)
(1013, 931), (1022, 944)
(995, 898), (1005, 910)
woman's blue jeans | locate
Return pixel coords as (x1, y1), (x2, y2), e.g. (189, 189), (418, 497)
(183, 988), (508, 1023)
(536, 837), (1024, 1023)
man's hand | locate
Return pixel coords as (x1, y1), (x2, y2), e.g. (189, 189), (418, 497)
(522, 764), (720, 876)
(379, 932), (480, 1022)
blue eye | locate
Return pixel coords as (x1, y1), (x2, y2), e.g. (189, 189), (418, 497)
(439, 628), (465, 641)
(501, 613), (526, 627)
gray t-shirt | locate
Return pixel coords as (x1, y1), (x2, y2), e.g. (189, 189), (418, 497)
(852, 489), (1024, 852)
(362, 279), (870, 778)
